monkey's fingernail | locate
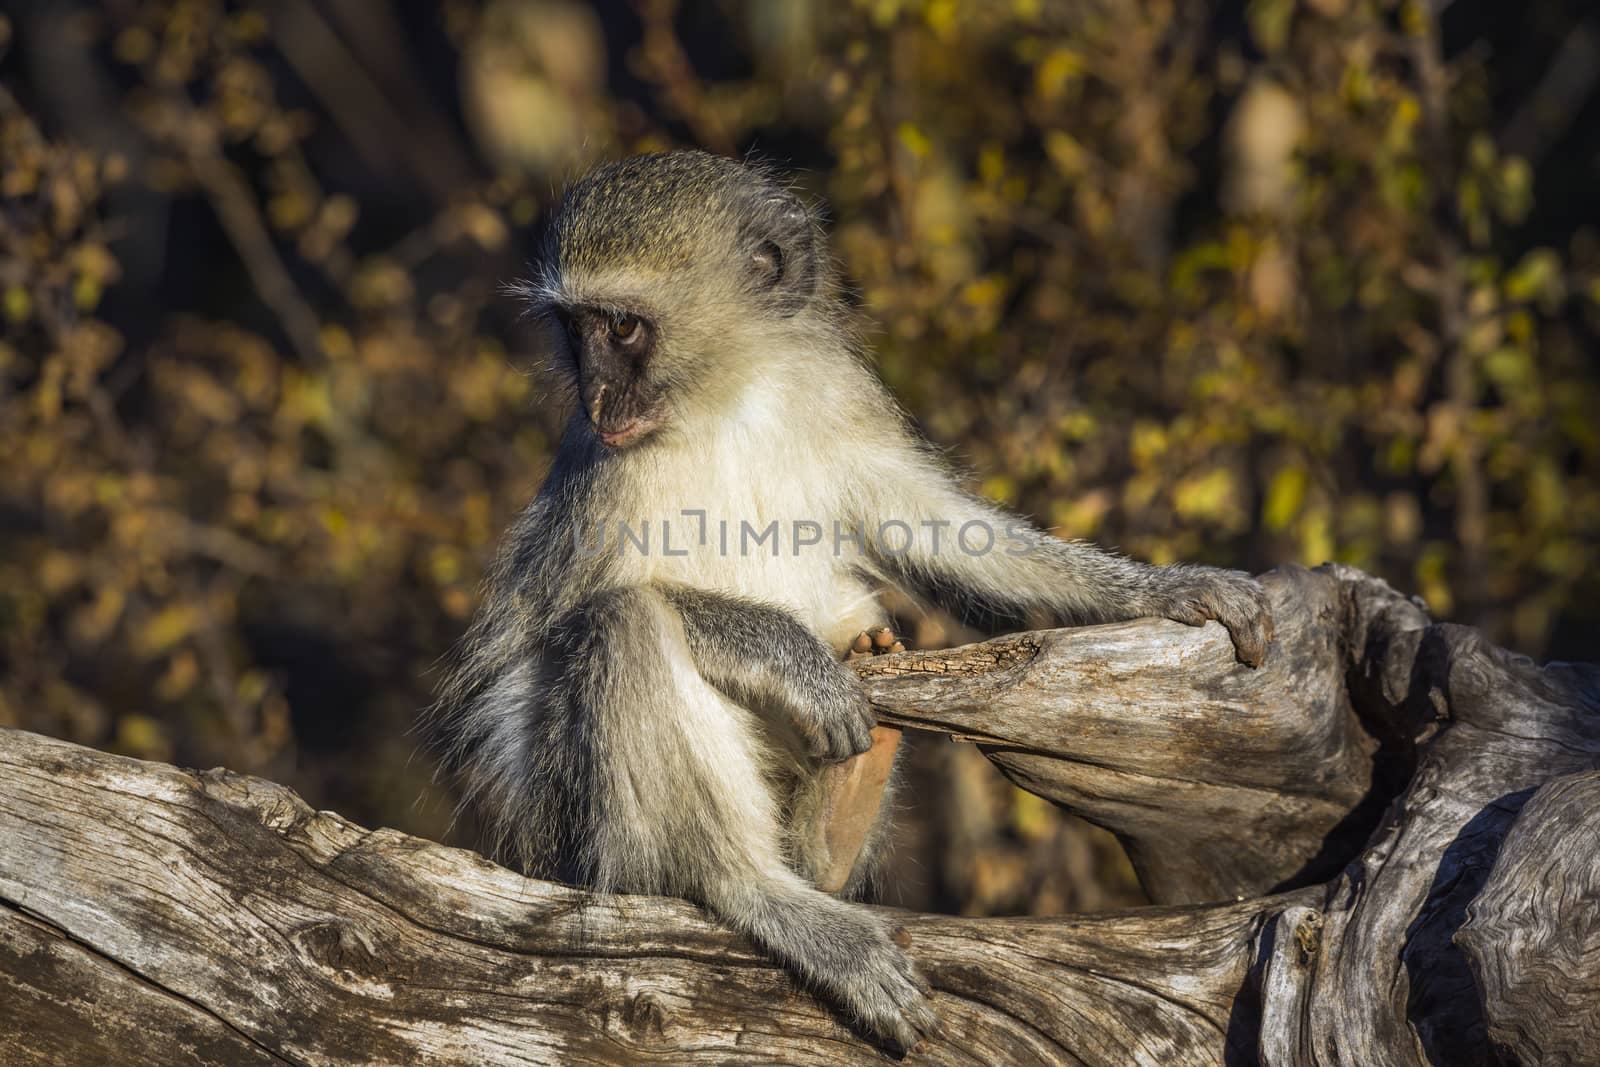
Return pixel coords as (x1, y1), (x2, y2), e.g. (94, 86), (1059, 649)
(891, 925), (912, 949)
(845, 650), (871, 662)
(871, 627), (896, 650)
(851, 631), (873, 654)
(888, 640), (906, 654)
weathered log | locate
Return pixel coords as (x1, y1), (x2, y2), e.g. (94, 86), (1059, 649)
(0, 562), (1596, 1065)
(1455, 771), (1600, 1067)
(1252, 623), (1600, 1066)
(857, 564), (1428, 905)
(0, 727), (1301, 1066)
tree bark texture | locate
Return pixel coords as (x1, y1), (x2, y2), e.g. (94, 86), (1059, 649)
(1, 563), (1595, 1065)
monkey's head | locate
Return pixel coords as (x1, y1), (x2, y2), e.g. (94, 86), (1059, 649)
(520, 150), (836, 450)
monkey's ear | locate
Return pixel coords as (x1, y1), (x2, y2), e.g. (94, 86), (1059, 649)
(745, 198), (818, 315)
(750, 239), (785, 290)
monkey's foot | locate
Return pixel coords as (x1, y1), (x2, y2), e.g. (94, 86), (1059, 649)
(822, 910), (939, 1053)
(844, 626), (905, 661)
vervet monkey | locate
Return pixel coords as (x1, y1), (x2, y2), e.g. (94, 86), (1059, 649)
(429, 150), (1272, 1051)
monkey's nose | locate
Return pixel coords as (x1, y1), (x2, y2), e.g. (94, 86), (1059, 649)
(585, 383), (608, 426)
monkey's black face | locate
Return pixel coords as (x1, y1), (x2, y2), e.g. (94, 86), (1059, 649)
(555, 305), (663, 449)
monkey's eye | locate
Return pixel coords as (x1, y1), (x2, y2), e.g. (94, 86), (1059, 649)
(609, 314), (644, 345)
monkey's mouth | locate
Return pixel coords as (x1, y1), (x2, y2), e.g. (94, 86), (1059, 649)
(582, 378), (662, 449)
(596, 415), (659, 448)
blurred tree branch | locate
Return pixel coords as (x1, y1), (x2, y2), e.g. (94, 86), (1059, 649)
(165, 94), (326, 365)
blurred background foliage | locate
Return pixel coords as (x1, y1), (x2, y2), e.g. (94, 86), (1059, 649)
(2, 0), (1597, 916)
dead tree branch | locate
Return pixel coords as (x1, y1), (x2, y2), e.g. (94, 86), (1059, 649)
(2, 563), (1596, 1065)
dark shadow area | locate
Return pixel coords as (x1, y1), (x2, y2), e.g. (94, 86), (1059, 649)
(1402, 789), (1537, 1067)
(1268, 621), (1463, 895)
(1266, 714), (1417, 896)
(1222, 906), (1272, 1067)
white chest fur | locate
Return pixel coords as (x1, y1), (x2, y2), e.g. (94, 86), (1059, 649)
(590, 391), (887, 647)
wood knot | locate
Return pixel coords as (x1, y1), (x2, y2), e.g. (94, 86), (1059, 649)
(621, 990), (669, 1038)
(290, 919), (392, 990)
(1293, 910), (1324, 965)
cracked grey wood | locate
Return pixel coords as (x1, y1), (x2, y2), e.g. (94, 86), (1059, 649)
(1249, 603), (1600, 1066)
(1, 562), (1597, 1065)
(1456, 771), (1600, 1066)
(857, 563), (1412, 905)
(0, 727), (1291, 1066)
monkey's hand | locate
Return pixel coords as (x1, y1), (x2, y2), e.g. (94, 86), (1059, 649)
(793, 660), (877, 763)
(661, 585), (878, 761)
(1154, 565), (1274, 668)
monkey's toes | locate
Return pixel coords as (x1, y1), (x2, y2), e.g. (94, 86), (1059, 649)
(845, 945), (938, 1053)
(845, 626), (906, 662)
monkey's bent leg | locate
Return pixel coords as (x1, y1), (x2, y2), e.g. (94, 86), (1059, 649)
(559, 586), (936, 1051)
(656, 586), (900, 894)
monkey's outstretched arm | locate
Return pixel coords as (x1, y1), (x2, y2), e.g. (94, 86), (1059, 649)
(855, 456), (1273, 666)
(660, 585), (876, 761)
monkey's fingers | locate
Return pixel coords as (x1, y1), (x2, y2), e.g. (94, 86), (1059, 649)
(856, 961), (937, 1054)
(1161, 570), (1273, 667)
(1163, 602), (1210, 628)
(829, 714), (877, 762)
(1224, 606), (1274, 668)
(1204, 578), (1273, 668)
(827, 912), (937, 1053)
(805, 713), (875, 762)
(803, 666), (878, 762)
